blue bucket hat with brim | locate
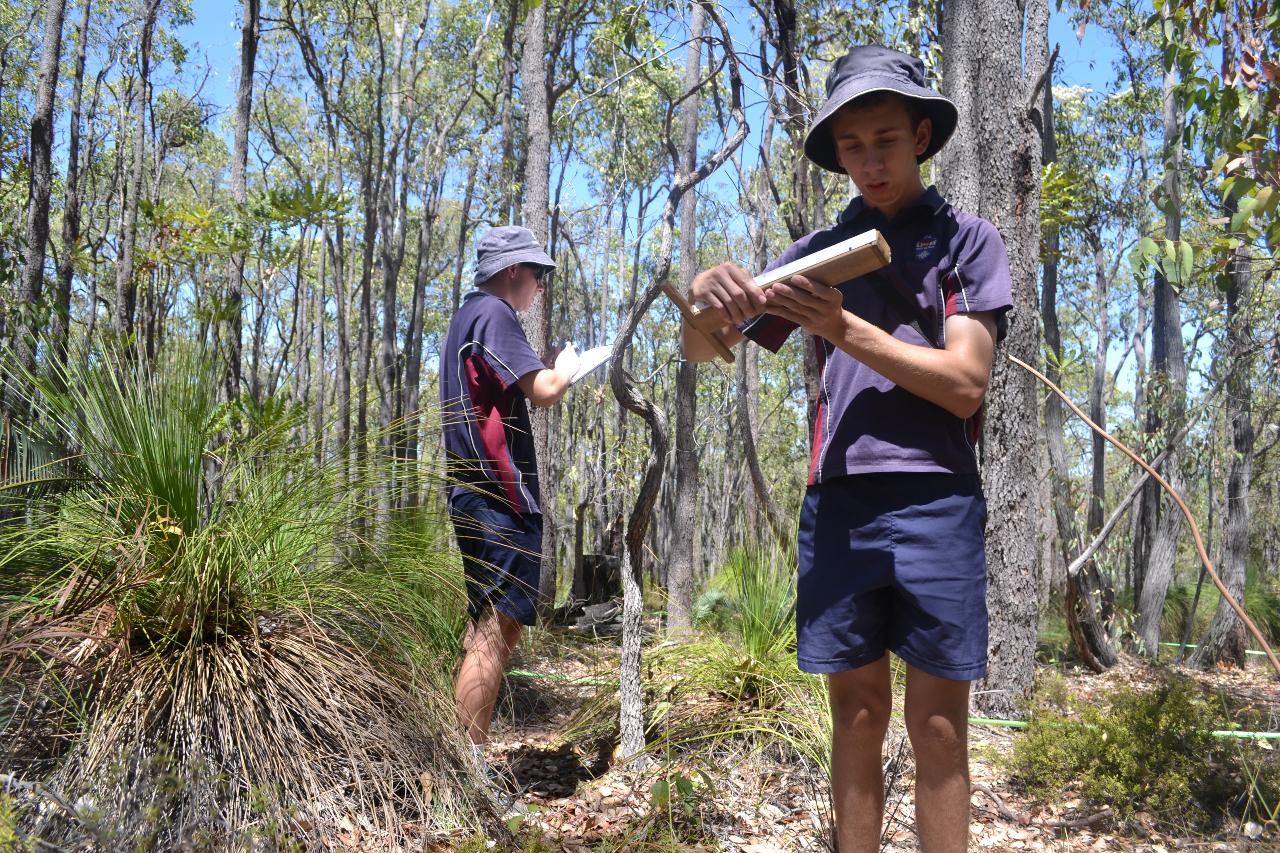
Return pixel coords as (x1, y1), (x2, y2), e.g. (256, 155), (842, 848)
(474, 225), (556, 286)
(803, 45), (958, 174)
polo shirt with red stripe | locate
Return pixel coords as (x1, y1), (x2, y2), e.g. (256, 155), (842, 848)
(740, 186), (1013, 484)
(441, 290), (546, 513)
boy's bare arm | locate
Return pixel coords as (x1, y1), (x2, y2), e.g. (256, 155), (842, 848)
(765, 275), (998, 418)
(680, 263), (764, 362)
(516, 346), (580, 408)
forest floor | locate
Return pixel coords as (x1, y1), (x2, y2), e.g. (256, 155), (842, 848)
(448, 626), (1280, 852)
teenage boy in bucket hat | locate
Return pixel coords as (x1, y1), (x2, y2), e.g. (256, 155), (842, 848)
(683, 45), (1012, 852)
(440, 225), (579, 753)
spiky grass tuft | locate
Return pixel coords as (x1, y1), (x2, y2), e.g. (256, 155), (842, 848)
(1, 343), (501, 847)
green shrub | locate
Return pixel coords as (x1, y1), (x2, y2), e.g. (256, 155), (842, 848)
(0, 343), (497, 847)
(1009, 674), (1280, 830)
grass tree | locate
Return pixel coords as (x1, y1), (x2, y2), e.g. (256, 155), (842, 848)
(0, 343), (503, 847)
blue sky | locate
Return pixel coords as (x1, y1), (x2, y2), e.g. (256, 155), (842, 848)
(175, 1), (1123, 117)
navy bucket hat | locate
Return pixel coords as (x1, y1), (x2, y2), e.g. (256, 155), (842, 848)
(474, 225), (556, 286)
(803, 45), (958, 174)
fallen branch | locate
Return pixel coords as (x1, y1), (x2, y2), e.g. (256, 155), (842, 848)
(1009, 355), (1280, 679)
(972, 783), (1112, 829)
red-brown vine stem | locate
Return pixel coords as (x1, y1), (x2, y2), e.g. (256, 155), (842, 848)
(1007, 354), (1280, 679)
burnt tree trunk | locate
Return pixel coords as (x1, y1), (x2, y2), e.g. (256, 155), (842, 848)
(14, 0), (68, 407)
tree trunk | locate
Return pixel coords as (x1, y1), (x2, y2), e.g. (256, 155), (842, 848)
(114, 0), (161, 345)
(520, 0), (556, 615)
(377, 14), (410, 523)
(737, 340), (788, 545)
(667, 0), (704, 634)
(51, 0), (92, 385)
(1087, 232), (1110, 534)
(1039, 75), (1076, 580)
(450, 158), (478, 315)
(401, 179), (439, 508)
(939, 0), (1049, 718)
(498, 0), (519, 222)
(328, 208), (352, 488)
(1190, 149), (1254, 669)
(1135, 44), (1188, 656)
(223, 0), (259, 402)
(14, 0), (68, 403)
(611, 5), (747, 757)
(354, 150), (379, 505)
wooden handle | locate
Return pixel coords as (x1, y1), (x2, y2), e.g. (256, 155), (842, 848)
(662, 283), (735, 363)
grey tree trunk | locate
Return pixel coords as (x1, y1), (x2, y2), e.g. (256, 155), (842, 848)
(401, 180), (440, 508)
(224, 0), (259, 402)
(939, 0), (1050, 718)
(1190, 105), (1255, 669)
(520, 0), (556, 614)
(451, 159), (478, 315)
(52, 0), (92, 384)
(498, 0), (519, 222)
(377, 18), (409, 522)
(668, 0), (704, 634)
(1039, 75), (1075, 578)
(611, 4), (747, 758)
(1087, 233), (1110, 534)
(1135, 49), (1188, 656)
(113, 0), (160, 344)
(14, 0), (68, 402)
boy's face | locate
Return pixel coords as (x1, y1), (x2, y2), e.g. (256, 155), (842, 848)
(829, 99), (932, 220)
(509, 263), (546, 311)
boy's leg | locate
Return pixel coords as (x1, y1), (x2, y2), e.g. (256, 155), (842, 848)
(903, 664), (971, 853)
(454, 607), (524, 745)
(828, 653), (892, 853)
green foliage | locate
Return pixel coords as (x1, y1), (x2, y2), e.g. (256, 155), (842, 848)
(695, 543), (796, 662)
(0, 340), (492, 846)
(1009, 674), (1280, 830)
(0, 792), (25, 852)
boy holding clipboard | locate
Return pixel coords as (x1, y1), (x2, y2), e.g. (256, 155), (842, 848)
(682, 46), (1012, 852)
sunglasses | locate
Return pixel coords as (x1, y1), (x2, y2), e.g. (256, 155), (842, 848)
(523, 264), (549, 287)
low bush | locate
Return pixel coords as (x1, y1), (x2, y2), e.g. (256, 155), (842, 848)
(1009, 673), (1280, 831)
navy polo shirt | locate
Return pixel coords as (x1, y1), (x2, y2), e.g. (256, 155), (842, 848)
(440, 291), (546, 513)
(741, 186), (1013, 483)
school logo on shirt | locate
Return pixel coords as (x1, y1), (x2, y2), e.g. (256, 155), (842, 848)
(914, 233), (938, 261)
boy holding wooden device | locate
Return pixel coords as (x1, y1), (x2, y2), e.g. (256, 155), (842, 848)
(681, 45), (1013, 853)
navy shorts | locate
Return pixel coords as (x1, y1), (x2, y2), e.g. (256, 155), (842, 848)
(796, 473), (988, 681)
(449, 491), (543, 626)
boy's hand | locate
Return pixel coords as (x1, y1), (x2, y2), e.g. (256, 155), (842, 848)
(688, 263), (766, 327)
(553, 343), (580, 378)
(765, 275), (846, 339)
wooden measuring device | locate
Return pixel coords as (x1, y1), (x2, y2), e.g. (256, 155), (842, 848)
(667, 228), (892, 363)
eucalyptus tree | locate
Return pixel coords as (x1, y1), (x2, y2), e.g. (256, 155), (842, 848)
(608, 2), (748, 757)
(14, 0), (68, 407)
(1188, 0), (1278, 667)
(51, 0), (95, 383)
(939, 0), (1051, 717)
(224, 0), (259, 402)
(1045, 41), (1160, 667)
(668, 0), (705, 633)
(1134, 0), (1191, 655)
(114, 0), (162, 346)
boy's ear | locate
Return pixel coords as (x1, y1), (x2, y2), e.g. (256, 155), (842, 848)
(915, 117), (933, 158)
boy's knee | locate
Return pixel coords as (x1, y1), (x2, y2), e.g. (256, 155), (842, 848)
(829, 678), (892, 740)
(904, 706), (966, 755)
